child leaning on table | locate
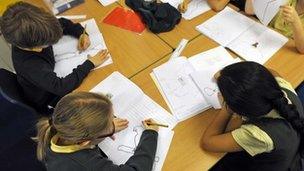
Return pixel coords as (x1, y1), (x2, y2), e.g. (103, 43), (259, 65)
(202, 61), (303, 171)
(0, 2), (109, 113)
(36, 92), (159, 171)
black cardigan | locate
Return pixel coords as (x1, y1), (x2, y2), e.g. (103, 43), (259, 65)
(12, 18), (94, 112)
(45, 130), (158, 171)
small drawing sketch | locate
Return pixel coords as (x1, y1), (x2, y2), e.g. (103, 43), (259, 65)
(204, 87), (217, 96)
(117, 126), (160, 162)
(252, 42), (259, 48)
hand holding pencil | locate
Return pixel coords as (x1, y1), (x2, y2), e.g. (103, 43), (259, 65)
(78, 24), (91, 51)
(142, 118), (169, 132)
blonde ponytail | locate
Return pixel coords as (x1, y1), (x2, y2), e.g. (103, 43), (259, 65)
(36, 117), (54, 161)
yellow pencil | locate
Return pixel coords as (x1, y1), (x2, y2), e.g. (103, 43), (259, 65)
(146, 121), (169, 128)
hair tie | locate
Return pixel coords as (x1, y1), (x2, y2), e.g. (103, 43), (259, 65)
(48, 117), (53, 126)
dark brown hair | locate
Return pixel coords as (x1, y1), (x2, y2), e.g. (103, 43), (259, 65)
(0, 1), (62, 48)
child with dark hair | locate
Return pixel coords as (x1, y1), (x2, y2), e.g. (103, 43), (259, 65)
(202, 61), (303, 171)
(0, 2), (109, 113)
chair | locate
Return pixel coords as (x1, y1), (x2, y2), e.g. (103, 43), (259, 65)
(0, 68), (45, 170)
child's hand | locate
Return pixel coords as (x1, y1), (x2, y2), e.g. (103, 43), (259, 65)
(78, 34), (91, 51)
(280, 5), (301, 25)
(113, 118), (129, 133)
(142, 118), (159, 132)
(178, 0), (190, 13)
(88, 50), (109, 67)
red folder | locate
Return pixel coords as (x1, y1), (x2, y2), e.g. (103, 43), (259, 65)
(103, 7), (146, 33)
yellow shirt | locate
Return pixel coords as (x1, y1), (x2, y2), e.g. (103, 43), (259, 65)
(231, 77), (297, 156)
(50, 135), (94, 153)
(0, 0), (18, 16)
(269, 0), (304, 38)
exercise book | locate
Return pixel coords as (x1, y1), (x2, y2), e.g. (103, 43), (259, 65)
(196, 7), (288, 64)
(53, 18), (113, 77)
(90, 72), (178, 171)
(151, 46), (240, 120)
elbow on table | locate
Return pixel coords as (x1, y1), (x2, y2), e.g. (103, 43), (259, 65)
(296, 46), (304, 54)
(201, 137), (213, 152)
(207, 0), (225, 12)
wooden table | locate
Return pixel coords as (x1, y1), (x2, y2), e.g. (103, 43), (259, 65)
(25, 0), (173, 90)
(131, 36), (226, 171)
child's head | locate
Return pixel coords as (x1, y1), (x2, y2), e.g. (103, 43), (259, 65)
(36, 92), (114, 161)
(0, 2), (62, 49)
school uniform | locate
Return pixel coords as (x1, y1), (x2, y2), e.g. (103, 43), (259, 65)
(210, 77), (304, 171)
(12, 18), (94, 113)
(269, 0), (304, 38)
(230, 0), (246, 11)
(45, 130), (158, 171)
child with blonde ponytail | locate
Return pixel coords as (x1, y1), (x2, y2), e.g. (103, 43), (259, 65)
(36, 92), (159, 171)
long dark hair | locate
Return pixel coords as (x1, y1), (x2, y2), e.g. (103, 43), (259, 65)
(217, 61), (304, 154)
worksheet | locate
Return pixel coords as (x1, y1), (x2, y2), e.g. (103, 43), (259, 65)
(190, 58), (241, 109)
(253, 0), (287, 25)
(196, 7), (288, 64)
(152, 57), (210, 121)
(53, 19), (112, 77)
(161, 0), (210, 20)
(90, 72), (178, 171)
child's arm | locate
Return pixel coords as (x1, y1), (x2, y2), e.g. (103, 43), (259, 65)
(21, 50), (108, 96)
(207, 0), (230, 12)
(281, 5), (304, 54)
(244, 0), (254, 15)
(201, 106), (243, 153)
(93, 130), (158, 171)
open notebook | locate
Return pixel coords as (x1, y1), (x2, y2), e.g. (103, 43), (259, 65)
(196, 7), (288, 64)
(151, 46), (241, 121)
(90, 72), (177, 171)
(161, 0), (210, 20)
(53, 18), (113, 77)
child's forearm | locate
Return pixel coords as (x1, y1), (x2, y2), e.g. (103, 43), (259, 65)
(207, 0), (230, 12)
(245, 0), (254, 15)
(203, 108), (232, 139)
(292, 19), (304, 54)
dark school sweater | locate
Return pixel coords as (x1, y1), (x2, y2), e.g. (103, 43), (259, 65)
(12, 18), (94, 112)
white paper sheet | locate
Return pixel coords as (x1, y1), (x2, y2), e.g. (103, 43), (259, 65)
(227, 22), (288, 64)
(182, 0), (210, 20)
(253, 0), (287, 25)
(188, 46), (234, 70)
(90, 72), (178, 171)
(196, 7), (255, 46)
(190, 58), (241, 109)
(152, 57), (210, 121)
(98, 0), (117, 6)
(161, 0), (210, 20)
(53, 19), (112, 77)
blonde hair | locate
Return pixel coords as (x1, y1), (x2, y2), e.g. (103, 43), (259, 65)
(36, 92), (112, 161)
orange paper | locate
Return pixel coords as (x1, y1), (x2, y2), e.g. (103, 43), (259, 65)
(103, 7), (145, 33)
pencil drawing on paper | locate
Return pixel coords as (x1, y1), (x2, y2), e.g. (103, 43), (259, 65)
(117, 126), (160, 162)
(203, 87), (217, 96)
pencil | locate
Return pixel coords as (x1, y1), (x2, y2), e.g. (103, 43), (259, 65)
(146, 121), (169, 128)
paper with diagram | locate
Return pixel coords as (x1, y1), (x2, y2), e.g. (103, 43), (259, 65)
(90, 72), (177, 171)
(151, 46), (239, 119)
(152, 57), (210, 121)
(161, 0), (210, 20)
(53, 18), (112, 77)
(190, 58), (242, 109)
(196, 7), (288, 64)
(253, 0), (287, 25)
